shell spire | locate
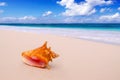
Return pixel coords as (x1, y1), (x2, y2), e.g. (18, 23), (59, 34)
(41, 41), (47, 48)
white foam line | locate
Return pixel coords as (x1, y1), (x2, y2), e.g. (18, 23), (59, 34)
(0, 25), (120, 45)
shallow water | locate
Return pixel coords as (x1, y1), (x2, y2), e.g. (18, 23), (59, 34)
(0, 24), (120, 45)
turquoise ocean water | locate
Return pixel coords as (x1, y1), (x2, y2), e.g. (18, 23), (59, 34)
(0, 23), (120, 45)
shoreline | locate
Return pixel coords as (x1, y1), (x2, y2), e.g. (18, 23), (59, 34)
(0, 25), (120, 45)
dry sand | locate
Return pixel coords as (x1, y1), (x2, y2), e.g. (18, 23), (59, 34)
(0, 29), (120, 80)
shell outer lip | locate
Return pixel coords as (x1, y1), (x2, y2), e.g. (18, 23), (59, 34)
(22, 54), (47, 68)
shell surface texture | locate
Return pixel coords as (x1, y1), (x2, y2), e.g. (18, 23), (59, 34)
(22, 41), (59, 69)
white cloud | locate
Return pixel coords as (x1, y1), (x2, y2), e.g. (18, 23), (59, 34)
(0, 10), (4, 13)
(42, 11), (52, 16)
(88, 9), (96, 15)
(86, 0), (112, 6)
(99, 12), (120, 22)
(0, 16), (37, 23)
(0, 17), (17, 21)
(57, 0), (113, 16)
(100, 8), (106, 13)
(0, 2), (6, 14)
(63, 16), (100, 23)
(0, 2), (6, 6)
(64, 17), (77, 23)
(19, 16), (36, 21)
(118, 7), (120, 11)
(100, 8), (111, 13)
(1, 13), (120, 23)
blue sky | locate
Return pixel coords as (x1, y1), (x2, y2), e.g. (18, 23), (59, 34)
(0, 0), (120, 23)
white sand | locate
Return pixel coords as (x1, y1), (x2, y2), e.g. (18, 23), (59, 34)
(0, 29), (120, 80)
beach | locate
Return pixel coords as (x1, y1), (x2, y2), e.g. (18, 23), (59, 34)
(0, 29), (120, 80)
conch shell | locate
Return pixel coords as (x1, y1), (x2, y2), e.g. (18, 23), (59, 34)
(22, 41), (59, 68)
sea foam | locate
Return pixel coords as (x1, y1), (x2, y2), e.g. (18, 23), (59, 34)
(0, 25), (120, 45)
